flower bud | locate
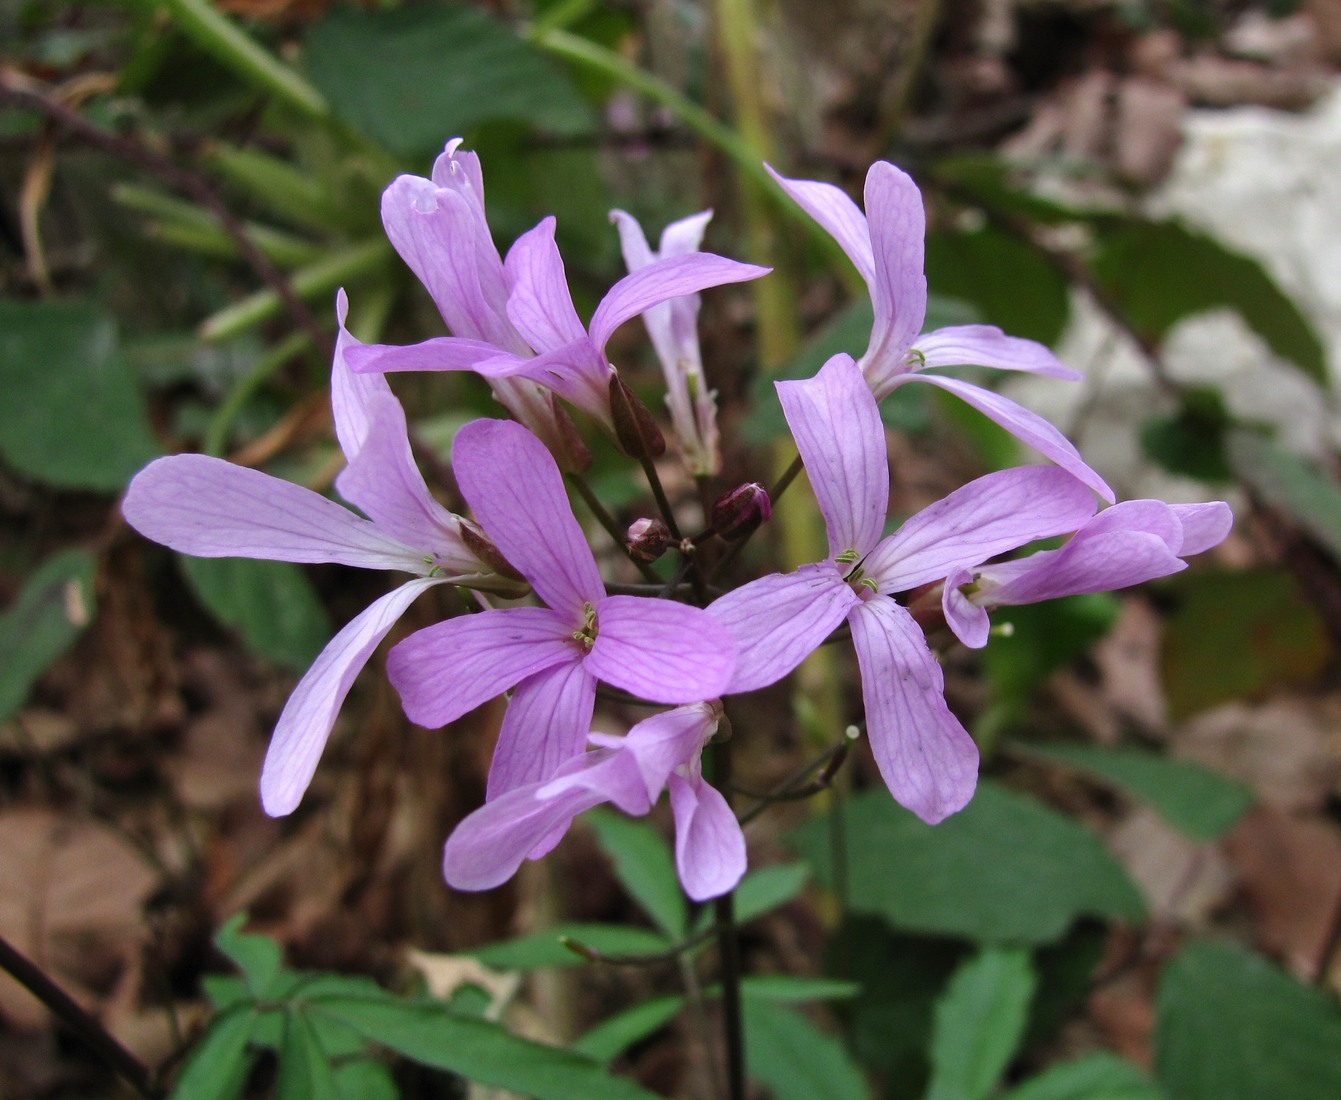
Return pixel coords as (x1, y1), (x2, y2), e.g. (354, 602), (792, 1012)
(710, 482), (771, 541)
(626, 517), (672, 562)
(608, 372), (666, 459)
(460, 520), (530, 596)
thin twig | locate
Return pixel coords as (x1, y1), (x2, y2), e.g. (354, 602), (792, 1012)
(566, 471), (664, 584)
(736, 729), (859, 827)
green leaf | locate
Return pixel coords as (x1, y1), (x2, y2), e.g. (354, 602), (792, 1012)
(1155, 940), (1341, 1100)
(739, 976), (861, 1003)
(790, 782), (1145, 944)
(1027, 745), (1253, 841)
(332, 1060), (398, 1100)
(170, 1005), (259, 1100)
(1160, 567), (1331, 722)
(744, 1000), (870, 1100)
(1090, 219), (1327, 387)
(925, 948), (1036, 1100)
(0, 300), (159, 491)
(213, 914), (283, 999)
(585, 810), (687, 938)
(277, 1009), (342, 1100)
(982, 593), (1121, 707)
(0, 548), (97, 723)
(305, 4), (594, 158)
(1227, 429), (1341, 561)
(571, 995), (684, 1064)
(999, 1053), (1163, 1100)
(178, 554), (330, 672)
(310, 996), (661, 1100)
(469, 923), (671, 970)
(1139, 388), (1234, 483)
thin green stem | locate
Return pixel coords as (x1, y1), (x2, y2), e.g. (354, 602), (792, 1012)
(640, 458), (684, 543)
(566, 472), (663, 584)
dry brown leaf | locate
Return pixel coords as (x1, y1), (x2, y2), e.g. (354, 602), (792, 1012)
(1109, 808), (1236, 926)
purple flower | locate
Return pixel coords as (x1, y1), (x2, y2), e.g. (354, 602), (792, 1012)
(347, 140), (768, 454)
(708, 353), (1098, 822)
(942, 499), (1233, 648)
(611, 208), (721, 476)
(442, 701), (745, 901)
(121, 292), (523, 816)
(387, 418), (737, 798)
(770, 162), (1114, 503)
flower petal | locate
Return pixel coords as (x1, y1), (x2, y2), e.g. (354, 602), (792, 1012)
(123, 454), (422, 571)
(503, 217), (587, 352)
(486, 658), (597, 799)
(586, 595), (737, 703)
(386, 606), (576, 729)
(343, 336), (523, 376)
(985, 530), (1185, 607)
(914, 324), (1081, 380)
(1171, 502), (1233, 556)
(708, 566), (859, 693)
(848, 597), (978, 824)
(777, 353), (889, 559)
(863, 162), (928, 374)
(766, 165), (875, 286)
(668, 774), (747, 901)
(330, 289), (390, 458)
(452, 418), (605, 614)
(261, 578), (441, 815)
(942, 567), (991, 649)
(909, 373), (1115, 502)
(864, 466), (1098, 593)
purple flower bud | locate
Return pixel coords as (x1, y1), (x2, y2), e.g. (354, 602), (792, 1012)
(711, 482), (771, 541)
(608, 372), (667, 459)
(626, 517), (673, 562)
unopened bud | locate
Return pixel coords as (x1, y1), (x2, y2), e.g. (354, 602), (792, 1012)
(710, 482), (771, 541)
(626, 517), (672, 562)
(608, 372), (666, 459)
(460, 521), (527, 591)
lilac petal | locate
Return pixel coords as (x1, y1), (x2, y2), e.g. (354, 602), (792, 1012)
(123, 454), (423, 571)
(993, 531), (1185, 606)
(452, 419), (604, 614)
(540, 745), (654, 817)
(942, 567), (991, 649)
(330, 289), (391, 459)
(914, 325), (1081, 380)
(910, 373), (1115, 502)
(503, 340), (612, 425)
(708, 566), (859, 693)
(586, 595), (737, 703)
(777, 353), (889, 559)
(589, 252), (770, 351)
(261, 578), (441, 815)
(848, 597), (978, 824)
(386, 606), (576, 729)
(619, 703), (721, 802)
(344, 336), (523, 376)
(486, 659), (596, 800)
(863, 162), (928, 373)
(668, 774), (747, 901)
(1171, 502), (1233, 556)
(503, 217), (587, 353)
(659, 210), (714, 256)
(766, 165), (876, 286)
(864, 466), (1098, 593)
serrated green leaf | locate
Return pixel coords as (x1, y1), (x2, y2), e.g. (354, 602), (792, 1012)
(571, 995), (684, 1064)
(1028, 745), (1253, 841)
(1227, 429), (1341, 560)
(305, 4), (594, 158)
(585, 810), (687, 938)
(790, 783), (1145, 944)
(1160, 567), (1331, 722)
(1090, 219), (1327, 387)
(213, 914), (283, 998)
(178, 554), (330, 671)
(999, 1053), (1163, 1100)
(0, 548), (97, 723)
(926, 948), (1036, 1100)
(310, 996), (661, 1100)
(744, 1000), (870, 1100)
(277, 1009), (342, 1100)
(170, 1005), (258, 1100)
(1156, 940), (1341, 1100)
(0, 299), (159, 490)
(469, 923), (671, 970)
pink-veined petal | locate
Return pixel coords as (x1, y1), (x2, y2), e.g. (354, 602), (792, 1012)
(668, 774), (747, 901)
(914, 325), (1081, 380)
(708, 566), (859, 693)
(330, 289), (392, 458)
(123, 454), (423, 571)
(503, 217), (587, 352)
(585, 596), (737, 703)
(540, 743), (654, 817)
(864, 466), (1098, 593)
(777, 353), (888, 559)
(986, 530), (1186, 607)
(486, 658), (596, 800)
(502, 340), (612, 426)
(1171, 502), (1233, 556)
(452, 419), (604, 614)
(910, 373), (1115, 502)
(619, 702), (721, 803)
(863, 162), (928, 373)
(261, 578), (441, 815)
(386, 606), (576, 729)
(942, 567), (991, 649)
(766, 165), (875, 287)
(344, 336), (523, 376)
(849, 597), (978, 824)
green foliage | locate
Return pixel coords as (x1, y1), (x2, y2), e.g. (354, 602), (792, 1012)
(1160, 567), (1331, 721)
(1139, 388), (1234, 483)
(573, 995), (685, 1064)
(999, 1053), (1163, 1100)
(586, 808), (688, 938)
(470, 922), (672, 970)
(1155, 940), (1341, 1100)
(178, 555), (331, 672)
(0, 299), (160, 491)
(0, 548), (97, 723)
(744, 999), (871, 1100)
(1228, 429), (1341, 561)
(790, 783), (1145, 944)
(170, 1004), (258, 1100)
(1028, 744), (1253, 840)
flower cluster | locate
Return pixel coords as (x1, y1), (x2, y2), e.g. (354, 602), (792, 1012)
(123, 143), (1231, 902)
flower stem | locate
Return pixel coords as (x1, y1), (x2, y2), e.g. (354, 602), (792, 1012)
(565, 472), (663, 585)
(707, 735), (746, 1100)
